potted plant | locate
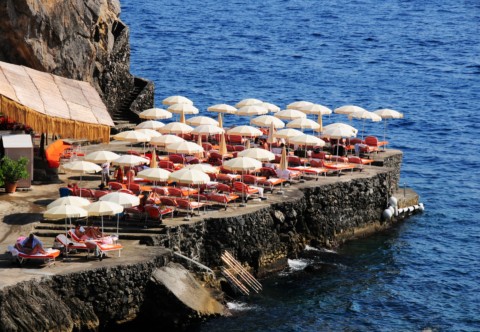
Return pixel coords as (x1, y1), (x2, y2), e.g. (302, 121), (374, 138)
(0, 156), (29, 193)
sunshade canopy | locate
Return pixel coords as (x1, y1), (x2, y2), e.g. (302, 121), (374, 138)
(237, 148), (275, 162)
(186, 116), (219, 127)
(84, 150), (120, 163)
(207, 104), (237, 114)
(223, 156), (262, 171)
(0, 61), (113, 142)
(287, 101), (314, 110)
(139, 108), (173, 120)
(137, 168), (171, 181)
(169, 168), (210, 185)
(150, 134), (185, 146)
(162, 95), (193, 105)
(250, 115), (285, 128)
(227, 125), (263, 137)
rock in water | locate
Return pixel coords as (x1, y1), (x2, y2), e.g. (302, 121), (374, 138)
(151, 262), (225, 316)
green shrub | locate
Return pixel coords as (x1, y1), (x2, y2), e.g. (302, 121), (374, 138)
(0, 156), (29, 187)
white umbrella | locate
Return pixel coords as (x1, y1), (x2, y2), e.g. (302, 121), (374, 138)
(186, 116), (219, 127)
(85, 201), (124, 237)
(236, 105), (268, 117)
(299, 104), (332, 115)
(84, 151), (120, 164)
(62, 161), (102, 197)
(162, 95), (193, 106)
(207, 104), (237, 114)
(47, 196), (91, 210)
(191, 124), (225, 136)
(250, 115), (285, 129)
(168, 168), (210, 219)
(44, 204), (88, 236)
(373, 108), (404, 148)
(139, 108), (173, 120)
(286, 118), (321, 131)
(158, 122), (193, 135)
(235, 98), (263, 108)
(167, 103), (199, 115)
(274, 109), (307, 121)
(348, 110), (382, 139)
(287, 101), (314, 110)
(184, 163), (219, 174)
(322, 123), (358, 136)
(99, 193), (139, 235)
(334, 105), (367, 115)
(137, 167), (171, 182)
(289, 134), (325, 147)
(238, 148), (275, 162)
(63, 160), (102, 174)
(227, 125), (263, 137)
(112, 155), (150, 167)
(274, 128), (304, 140)
(169, 168), (210, 185)
(150, 134), (185, 147)
(135, 129), (162, 139)
(100, 192), (140, 208)
(113, 130), (150, 143)
(165, 141), (204, 155)
(223, 157), (262, 205)
(135, 120), (165, 130)
(262, 102), (280, 113)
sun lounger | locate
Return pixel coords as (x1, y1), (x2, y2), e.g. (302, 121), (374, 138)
(8, 238), (60, 266)
(206, 193), (239, 210)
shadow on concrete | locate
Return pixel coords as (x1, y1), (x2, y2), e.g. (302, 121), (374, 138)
(3, 213), (43, 225)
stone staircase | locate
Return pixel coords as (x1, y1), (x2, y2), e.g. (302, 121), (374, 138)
(33, 216), (171, 246)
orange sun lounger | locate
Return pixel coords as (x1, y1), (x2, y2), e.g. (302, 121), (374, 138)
(8, 242), (60, 266)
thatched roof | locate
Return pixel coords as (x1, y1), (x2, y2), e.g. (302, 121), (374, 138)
(0, 61), (113, 142)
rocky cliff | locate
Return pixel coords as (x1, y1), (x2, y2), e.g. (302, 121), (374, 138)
(0, 0), (153, 120)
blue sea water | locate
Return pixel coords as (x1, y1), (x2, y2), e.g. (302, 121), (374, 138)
(120, 0), (480, 330)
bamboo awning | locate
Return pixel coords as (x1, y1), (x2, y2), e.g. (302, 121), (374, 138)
(0, 61), (114, 142)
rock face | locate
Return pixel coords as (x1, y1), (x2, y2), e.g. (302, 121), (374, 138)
(0, 0), (152, 119)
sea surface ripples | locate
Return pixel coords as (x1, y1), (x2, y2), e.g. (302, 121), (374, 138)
(120, 0), (480, 330)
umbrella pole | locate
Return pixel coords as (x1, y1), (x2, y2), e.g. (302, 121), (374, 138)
(101, 215), (104, 236)
(116, 214), (119, 239)
(383, 119), (387, 151)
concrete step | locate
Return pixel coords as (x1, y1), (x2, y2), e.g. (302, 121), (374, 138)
(35, 224), (167, 234)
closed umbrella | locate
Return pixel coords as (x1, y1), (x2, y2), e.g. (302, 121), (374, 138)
(235, 98), (263, 108)
(85, 201), (124, 237)
(84, 151), (120, 164)
(158, 122), (193, 135)
(162, 95), (193, 106)
(135, 120), (165, 130)
(274, 109), (307, 121)
(250, 115), (285, 129)
(218, 113), (223, 129)
(373, 108), (404, 149)
(187, 116), (219, 127)
(139, 108), (172, 120)
(286, 118), (320, 131)
(238, 148), (275, 162)
(287, 101), (314, 110)
(218, 133), (228, 156)
(150, 149), (158, 168)
(266, 121), (277, 149)
(276, 145), (288, 195)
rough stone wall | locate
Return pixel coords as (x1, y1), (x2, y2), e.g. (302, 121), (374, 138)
(0, 0), (152, 116)
(159, 169), (399, 276)
(0, 257), (169, 332)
